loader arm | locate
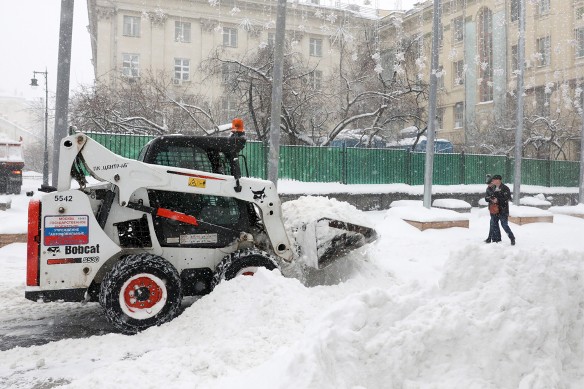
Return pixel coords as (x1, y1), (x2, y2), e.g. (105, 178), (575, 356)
(57, 133), (294, 262)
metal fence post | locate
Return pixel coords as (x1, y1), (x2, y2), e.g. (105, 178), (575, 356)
(505, 154), (512, 182)
(460, 151), (465, 184)
(341, 143), (347, 185)
(406, 151), (412, 185)
(547, 158), (552, 187)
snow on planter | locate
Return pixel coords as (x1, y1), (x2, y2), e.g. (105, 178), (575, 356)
(549, 203), (584, 218)
(387, 206), (470, 230)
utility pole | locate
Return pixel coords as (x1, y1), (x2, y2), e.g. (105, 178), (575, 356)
(579, 101), (584, 204)
(52, 0), (74, 187)
(513, 0), (526, 205)
(267, 0), (287, 187)
(423, 0), (441, 208)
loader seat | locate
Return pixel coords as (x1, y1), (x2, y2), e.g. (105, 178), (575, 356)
(199, 198), (239, 226)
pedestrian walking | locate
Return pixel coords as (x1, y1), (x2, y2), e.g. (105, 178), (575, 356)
(484, 174), (496, 243)
(485, 174), (516, 245)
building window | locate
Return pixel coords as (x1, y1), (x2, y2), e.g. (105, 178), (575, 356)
(454, 102), (464, 128)
(310, 38), (322, 57)
(437, 65), (444, 88)
(123, 16), (141, 37)
(221, 62), (238, 86)
(222, 98), (238, 122)
(510, 0), (521, 22)
(308, 70), (322, 90)
(535, 86), (550, 117)
(174, 58), (190, 81)
(175, 21), (191, 43)
(538, 0), (550, 15)
(223, 27), (238, 47)
(511, 45), (518, 74)
(436, 107), (444, 130)
(122, 53), (140, 77)
(452, 17), (464, 43)
(478, 7), (493, 102)
(577, 28), (584, 58)
(536, 36), (551, 67)
(454, 60), (464, 86)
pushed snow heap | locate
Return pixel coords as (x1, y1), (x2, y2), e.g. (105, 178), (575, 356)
(281, 196), (376, 268)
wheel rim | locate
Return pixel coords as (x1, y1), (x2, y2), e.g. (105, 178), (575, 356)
(119, 273), (168, 320)
(236, 266), (259, 277)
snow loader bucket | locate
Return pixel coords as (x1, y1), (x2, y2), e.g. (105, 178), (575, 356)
(295, 218), (377, 269)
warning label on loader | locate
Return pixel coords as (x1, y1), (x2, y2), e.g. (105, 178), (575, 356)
(188, 177), (206, 188)
(44, 215), (89, 246)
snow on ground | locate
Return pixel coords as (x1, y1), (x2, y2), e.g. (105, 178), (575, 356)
(277, 179), (580, 196)
(0, 175), (583, 388)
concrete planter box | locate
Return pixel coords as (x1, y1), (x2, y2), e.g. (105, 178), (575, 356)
(0, 233), (26, 247)
(404, 219), (470, 231)
(508, 215), (554, 225)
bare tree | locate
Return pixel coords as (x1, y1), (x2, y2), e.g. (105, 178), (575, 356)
(70, 71), (227, 136)
(201, 22), (429, 147)
(471, 90), (582, 160)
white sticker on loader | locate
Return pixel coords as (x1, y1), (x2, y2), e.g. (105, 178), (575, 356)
(180, 234), (218, 244)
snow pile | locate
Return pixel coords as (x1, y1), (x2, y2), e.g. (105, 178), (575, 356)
(281, 196), (374, 269)
(216, 248), (584, 389)
(509, 205), (553, 217)
(432, 198), (471, 209)
(281, 196), (372, 227)
(520, 194), (552, 207)
(390, 199), (422, 207)
(550, 203), (584, 216)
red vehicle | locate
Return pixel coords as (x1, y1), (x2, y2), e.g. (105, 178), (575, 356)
(0, 139), (24, 194)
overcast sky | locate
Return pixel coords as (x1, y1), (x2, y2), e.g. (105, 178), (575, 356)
(0, 0), (418, 101)
(0, 0), (93, 100)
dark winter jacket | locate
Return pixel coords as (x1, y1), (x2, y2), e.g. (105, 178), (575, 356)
(485, 183), (512, 215)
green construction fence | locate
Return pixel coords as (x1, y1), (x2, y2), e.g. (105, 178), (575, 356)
(85, 132), (581, 187)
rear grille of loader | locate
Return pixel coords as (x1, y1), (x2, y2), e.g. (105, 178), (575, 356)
(115, 216), (152, 248)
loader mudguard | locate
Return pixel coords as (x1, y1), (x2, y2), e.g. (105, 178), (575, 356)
(25, 288), (87, 303)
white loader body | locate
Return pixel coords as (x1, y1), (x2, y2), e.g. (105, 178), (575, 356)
(26, 126), (376, 333)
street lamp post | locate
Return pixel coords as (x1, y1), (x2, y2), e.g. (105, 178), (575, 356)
(30, 69), (49, 187)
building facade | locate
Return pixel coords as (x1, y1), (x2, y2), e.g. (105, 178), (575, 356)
(87, 0), (583, 157)
(381, 0), (584, 157)
(87, 0), (379, 128)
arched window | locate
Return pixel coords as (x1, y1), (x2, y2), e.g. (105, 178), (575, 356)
(477, 7), (493, 102)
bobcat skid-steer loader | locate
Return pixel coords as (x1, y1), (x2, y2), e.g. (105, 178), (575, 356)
(26, 120), (376, 333)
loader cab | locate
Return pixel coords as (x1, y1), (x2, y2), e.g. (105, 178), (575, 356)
(135, 134), (255, 249)
(137, 134), (246, 176)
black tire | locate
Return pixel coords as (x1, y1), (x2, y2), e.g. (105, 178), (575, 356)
(99, 253), (182, 334)
(212, 249), (279, 289)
